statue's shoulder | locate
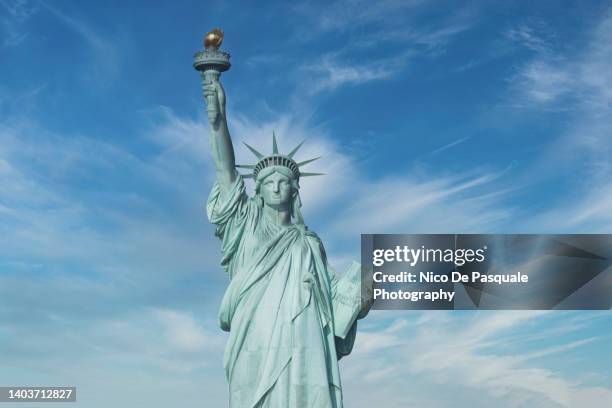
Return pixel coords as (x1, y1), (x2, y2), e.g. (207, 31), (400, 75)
(303, 227), (327, 253)
(305, 228), (321, 242)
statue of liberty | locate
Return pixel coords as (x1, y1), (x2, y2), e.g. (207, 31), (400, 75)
(196, 29), (371, 408)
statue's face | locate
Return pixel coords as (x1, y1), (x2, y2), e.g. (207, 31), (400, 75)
(260, 171), (292, 207)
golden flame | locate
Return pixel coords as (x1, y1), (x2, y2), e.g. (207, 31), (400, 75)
(204, 28), (224, 49)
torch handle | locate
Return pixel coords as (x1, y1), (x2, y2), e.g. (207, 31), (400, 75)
(203, 69), (221, 126)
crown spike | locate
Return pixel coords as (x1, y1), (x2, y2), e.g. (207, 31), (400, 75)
(297, 157), (320, 167)
(241, 173), (255, 179)
(272, 131), (279, 154)
(243, 142), (264, 159)
(287, 140), (306, 158)
(299, 172), (325, 177)
(236, 164), (256, 169)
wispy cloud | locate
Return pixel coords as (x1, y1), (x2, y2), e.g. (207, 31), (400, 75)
(285, 2), (476, 94)
(1, 305), (229, 406)
(341, 311), (612, 408)
(348, 20), (474, 53)
(506, 22), (553, 54)
(0, 0), (35, 21)
(511, 14), (612, 111)
(0, 109), (226, 309)
(292, 15), (473, 94)
(527, 184), (612, 233)
(41, 2), (121, 85)
(0, 0), (37, 47)
(508, 10), (612, 230)
(513, 59), (574, 105)
(328, 167), (514, 237)
(300, 51), (411, 94)
(0, 105), (234, 404)
(430, 136), (471, 155)
(152, 308), (226, 355)
(291, 0), (426, 34)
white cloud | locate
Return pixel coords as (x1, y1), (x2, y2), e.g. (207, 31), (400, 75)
(292, 0), (426, 34)
(513, 18), (612, 114)
(527, 184), (612, 233)
(509, 10), (612, 230)
(0, 107), (229, 401)
(368, 21), (473, 52)
(153, 308), (225, 354)
(0, 306), (228, 406)
(514, 59), (574, 104)
(0, 109), (237, 354)
(430, 136), (471, 155)
(328, 169), (514, 237)
(506, 22), (553, 54)
(512, 13), (612, 110)
(301, 52), (410, 94)
(285, 2), (476, 94)
(341, 311), (612, 408)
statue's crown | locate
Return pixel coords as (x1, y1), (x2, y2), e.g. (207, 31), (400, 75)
(237, 132), (323, 181)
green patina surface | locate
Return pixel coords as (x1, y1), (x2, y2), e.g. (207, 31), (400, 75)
(197, 39), (370, 407)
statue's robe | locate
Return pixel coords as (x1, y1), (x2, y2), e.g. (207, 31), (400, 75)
(207, 175), (358, 408)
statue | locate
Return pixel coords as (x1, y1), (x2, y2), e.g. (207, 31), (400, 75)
(195, 28), (372, 408)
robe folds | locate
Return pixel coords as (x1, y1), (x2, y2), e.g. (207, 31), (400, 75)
(207, 175), (357, 408)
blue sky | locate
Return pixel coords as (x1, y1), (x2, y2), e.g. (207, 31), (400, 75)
(1, 0), (612, 407)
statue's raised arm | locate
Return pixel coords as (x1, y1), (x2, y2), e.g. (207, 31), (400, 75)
(195, 28), (236, 192)
(202, 73), (236, 190)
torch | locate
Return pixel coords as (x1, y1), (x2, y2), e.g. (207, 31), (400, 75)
(193, 28), (231, 125)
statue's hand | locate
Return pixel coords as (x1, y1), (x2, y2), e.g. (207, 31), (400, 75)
(358, 270), (374, 319)
(201, 75), (226, 127)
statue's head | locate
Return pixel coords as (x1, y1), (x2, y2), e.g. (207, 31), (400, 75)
(255, 166), (298, 209)
(237, 132), (323, 225)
